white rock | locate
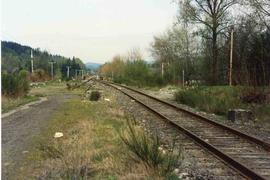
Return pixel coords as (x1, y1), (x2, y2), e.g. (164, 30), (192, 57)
(174, 168), (180, 173)
(179, 172), (189, 179)
(22, 151), (29, 154)
(54, 132), (63, 138)
(104, 98), (111, 102)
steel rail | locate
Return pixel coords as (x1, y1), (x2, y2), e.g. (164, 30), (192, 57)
(100, 81), (269, 180)
(108, 81), (270, 152)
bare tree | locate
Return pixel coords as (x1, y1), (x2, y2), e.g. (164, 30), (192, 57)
(126, 47), (143, 62)
(177, 0), (237, 84)
(247, 0), (270, 29)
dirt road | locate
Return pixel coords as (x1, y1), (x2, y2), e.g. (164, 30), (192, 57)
(2, 94), (77, 179)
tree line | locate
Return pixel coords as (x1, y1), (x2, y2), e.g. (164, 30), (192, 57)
(99, 48), (164, 87)
(1, 41), (86, 97)
(100, 0), (270, 87)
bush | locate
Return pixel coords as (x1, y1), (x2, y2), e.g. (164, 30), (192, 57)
(175, 86), (244, 115)
(2, 70), (30, 97)
(90, 91), (101, 101)
(30, 69), (49, 82)
(119, 118), (182, 177)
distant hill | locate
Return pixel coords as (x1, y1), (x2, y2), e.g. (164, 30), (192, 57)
(1, 41), (86, 78)
(85, 62), (101, 71)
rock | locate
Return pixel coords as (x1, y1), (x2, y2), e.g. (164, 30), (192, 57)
(174, 168), (180, 173)
(54, 132), (63, 138)
(22, 151), (29, 154)
(179, 172), (189, 179)
(104, 98), (111, 102)
(228, 109), (254, 122)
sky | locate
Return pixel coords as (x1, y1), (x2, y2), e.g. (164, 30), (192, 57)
(1, 0), (178, 64)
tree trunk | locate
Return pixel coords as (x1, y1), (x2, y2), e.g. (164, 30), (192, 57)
(212, 28), (218, 85)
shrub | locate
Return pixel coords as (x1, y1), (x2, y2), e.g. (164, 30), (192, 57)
(2, 70), (30, 97)
(175, 86), (244, 115)
(119, 118), (182, 177)
(90, 91), (101, 101)
(30, 69), (49, 82)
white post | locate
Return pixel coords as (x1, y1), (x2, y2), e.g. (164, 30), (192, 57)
(81, 70), (84, 79)
(49, 62), (56, 80)
(31, 50), (34, 73)
(229, 27), (234, 86)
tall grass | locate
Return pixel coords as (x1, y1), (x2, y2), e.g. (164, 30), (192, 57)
(119, 118), (182, 177)
(38, 143), (92, 179)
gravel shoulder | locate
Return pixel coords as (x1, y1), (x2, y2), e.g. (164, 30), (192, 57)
(142, 86), (270, 143)
(2, 89), (78, 179)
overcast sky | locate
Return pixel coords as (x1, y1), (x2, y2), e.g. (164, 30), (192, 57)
(2, 0), (177, 63)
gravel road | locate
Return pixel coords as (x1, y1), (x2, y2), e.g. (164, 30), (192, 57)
(2, 94), (77, 179)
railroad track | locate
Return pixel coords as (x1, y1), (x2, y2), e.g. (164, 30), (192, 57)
(100, 81), (270, 180)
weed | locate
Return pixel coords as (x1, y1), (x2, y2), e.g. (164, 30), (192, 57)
(119, 118), (182, 177)
(90, 91), (101, 101)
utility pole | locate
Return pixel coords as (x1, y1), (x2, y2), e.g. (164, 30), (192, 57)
(66, 66), (70, 79)
(49, 62), (56, 80)
(81, 70), (84, 79)
(31, 50), (34, 73)
(229, 26), (234, 86)
(182, 70), (185, 86)
(161, 63), (164, 78)
(75, 69), (79, 79)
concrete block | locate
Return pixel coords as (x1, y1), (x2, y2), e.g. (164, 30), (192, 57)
(228, 109), (254, 122)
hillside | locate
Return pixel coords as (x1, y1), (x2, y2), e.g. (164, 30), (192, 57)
(1, 41), (86, 78)
(85, 62), (101, 71)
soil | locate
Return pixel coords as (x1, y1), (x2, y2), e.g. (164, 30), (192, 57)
(2, 93), (77, 179)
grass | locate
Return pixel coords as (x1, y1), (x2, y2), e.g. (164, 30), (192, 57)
(17, 86), (181, 179)
(175, 86), (244, 115)
(174, 86), (270, 123)
(1, 95), (39, 113)
(120, 118), (182, 177)
(2, 82), (81, 113)
(30, 82), (79, 96)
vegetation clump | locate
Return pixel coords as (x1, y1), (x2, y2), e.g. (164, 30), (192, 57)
(120, 118), (182, 177)
(2, 70), (30, 98)
(90, 91), (101, 101)
(175, 86), (244, 115)
(175, 86), (270, 123)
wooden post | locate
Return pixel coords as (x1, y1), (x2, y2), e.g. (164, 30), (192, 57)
(229, 26), (234, 86)
(161, 63), (164, 78)
(182, 69), (185, 86)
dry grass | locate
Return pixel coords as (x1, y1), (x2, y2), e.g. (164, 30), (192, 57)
(17, 88), (176, 179)
(2, 95), (39, 113)
(30, 82), (82, 97)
